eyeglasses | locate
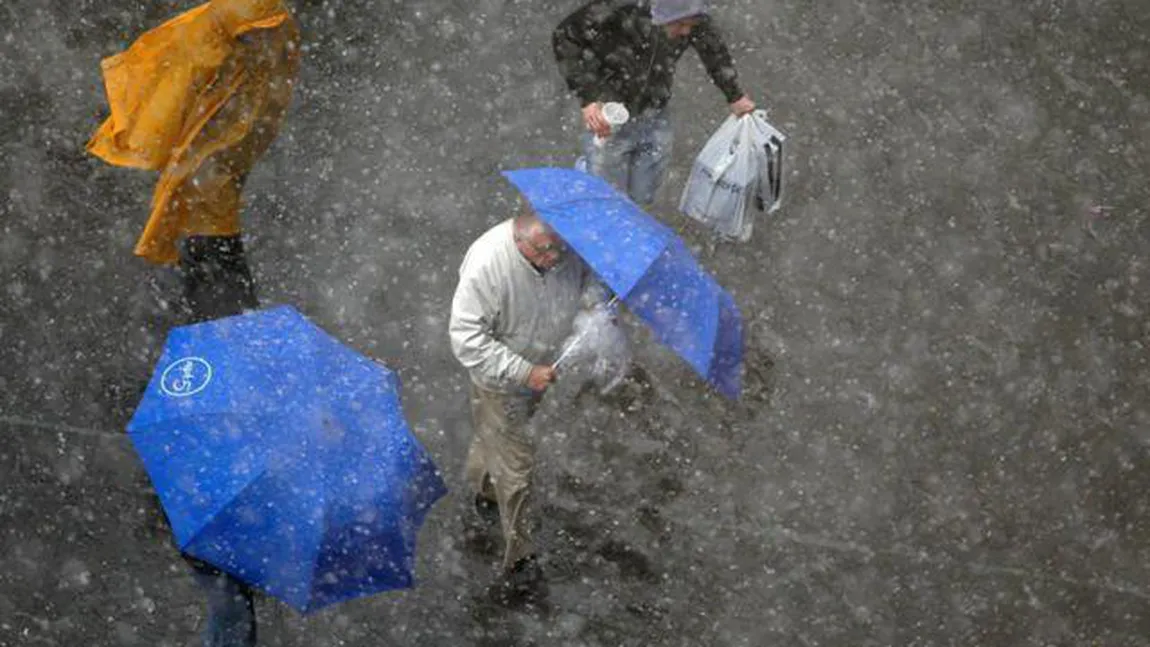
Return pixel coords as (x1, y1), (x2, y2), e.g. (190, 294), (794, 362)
(515, 234), (567, 256)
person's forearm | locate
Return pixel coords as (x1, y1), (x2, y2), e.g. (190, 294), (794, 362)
(693, 21), (745, 104)
(450, 324), (533, 387)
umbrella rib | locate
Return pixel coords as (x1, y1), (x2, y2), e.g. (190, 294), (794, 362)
(181, 463), (272, 555)
(536, 197), (670, 234)
(129, 414), (276, 549)
(538, 198), (673, 294)
(128, 409), (266, 435)
(534, 196), (620, 211)
(301, 472), (329, 613)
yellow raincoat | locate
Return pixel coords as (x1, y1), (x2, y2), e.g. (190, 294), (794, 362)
(87, 0), (300, 265)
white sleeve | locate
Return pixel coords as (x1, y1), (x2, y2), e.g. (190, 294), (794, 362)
(449, 261), (534, 388)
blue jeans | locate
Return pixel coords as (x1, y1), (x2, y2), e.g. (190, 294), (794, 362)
(582, 107), (673, 206)
(189, 560), (257, 647)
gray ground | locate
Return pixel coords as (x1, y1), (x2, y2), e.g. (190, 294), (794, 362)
(2, 0), (1150, 645)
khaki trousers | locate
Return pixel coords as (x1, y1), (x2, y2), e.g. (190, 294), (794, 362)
(465, 383), (542, 570)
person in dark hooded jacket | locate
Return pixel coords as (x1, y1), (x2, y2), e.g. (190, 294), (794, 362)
(553, 0), (756, 205)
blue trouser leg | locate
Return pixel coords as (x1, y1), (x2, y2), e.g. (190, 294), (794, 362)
(581, 107), (673, 207)
(627, 110), (674, 206)
(190, 561), (257, 647)
(582, 128), (634, 195)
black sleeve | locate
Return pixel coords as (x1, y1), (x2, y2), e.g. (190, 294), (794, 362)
(552, 1), (618, 106)
(689, 16), (745, 104)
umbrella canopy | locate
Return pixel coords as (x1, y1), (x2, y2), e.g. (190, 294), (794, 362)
(127, 305), (447, 613)
(503, 167), (742, 399)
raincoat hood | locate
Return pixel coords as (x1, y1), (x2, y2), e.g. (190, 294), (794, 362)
(86, 0), (293, 171)
(211, 0), (289, 36)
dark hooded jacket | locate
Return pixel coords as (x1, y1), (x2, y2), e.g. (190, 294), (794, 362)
(552, 0), (744, 115)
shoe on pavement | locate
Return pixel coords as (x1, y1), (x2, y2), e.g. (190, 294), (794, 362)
(461, 494), (501, 556)
(474, 493), (500, 525)
(488, 555), (549, 608)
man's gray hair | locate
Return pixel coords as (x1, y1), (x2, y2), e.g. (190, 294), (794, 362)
(651, 0), (710, 25)
(513, 206), (555, 238)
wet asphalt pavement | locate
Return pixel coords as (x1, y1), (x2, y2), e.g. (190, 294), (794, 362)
(2, 0), (1150, 645)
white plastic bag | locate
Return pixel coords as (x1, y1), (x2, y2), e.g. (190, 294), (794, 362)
(555, 303), (631, 395)
(679, 110), (785, 241)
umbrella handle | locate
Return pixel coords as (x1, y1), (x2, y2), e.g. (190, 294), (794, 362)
(552, 332), (585, 369)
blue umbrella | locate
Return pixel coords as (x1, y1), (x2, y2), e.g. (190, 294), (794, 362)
(503, 167), (742, 399)
(127, 306), (447, 613)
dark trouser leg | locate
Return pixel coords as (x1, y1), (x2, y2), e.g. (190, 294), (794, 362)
(179, 235), (259, 323)
(176, 236), (258, 638)
(188, 559), (257, 647)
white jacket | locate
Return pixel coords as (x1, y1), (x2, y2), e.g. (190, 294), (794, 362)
(449, 219), (596, 393)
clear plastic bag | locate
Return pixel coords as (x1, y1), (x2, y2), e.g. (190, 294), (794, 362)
(556, 303), (632, 395)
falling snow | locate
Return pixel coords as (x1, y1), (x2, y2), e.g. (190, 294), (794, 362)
(2, 0), (1150, 646)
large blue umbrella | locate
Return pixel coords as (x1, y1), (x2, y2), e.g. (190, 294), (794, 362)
(503, 167), (743, 399)
(127, 306), (447, 613)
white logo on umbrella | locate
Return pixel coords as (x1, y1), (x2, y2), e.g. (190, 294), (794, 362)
(160, 357), (212, 397)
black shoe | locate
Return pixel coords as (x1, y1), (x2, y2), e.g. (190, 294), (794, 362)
(474, 494), (500, 525)
(461, 494), (500, 556)
(488, 555), (549, 609)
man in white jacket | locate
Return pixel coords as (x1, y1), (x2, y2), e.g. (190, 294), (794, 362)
(449, 206), (600, 600)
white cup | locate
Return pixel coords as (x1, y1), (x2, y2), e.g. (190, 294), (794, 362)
(594, 102), (630, 146)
